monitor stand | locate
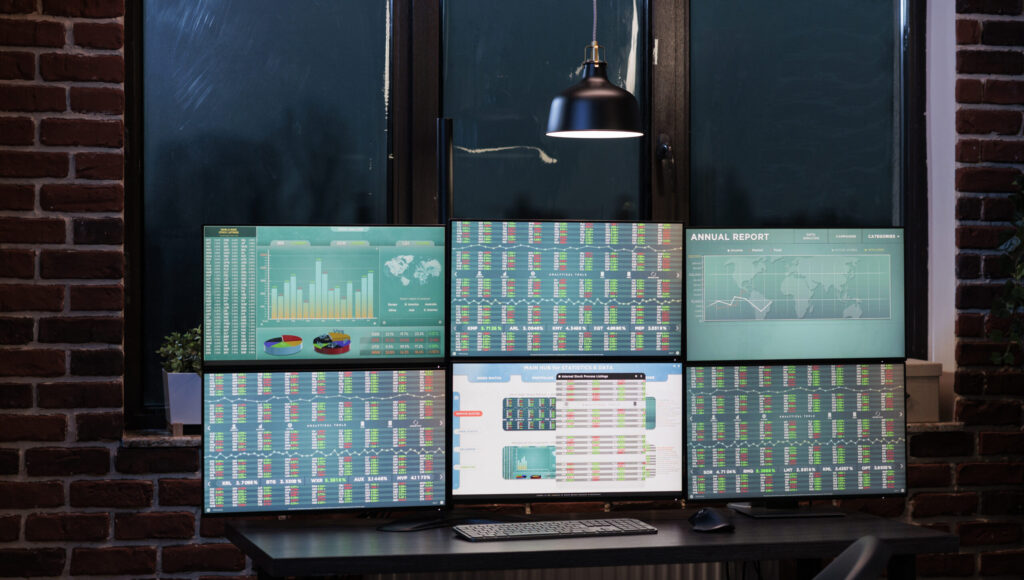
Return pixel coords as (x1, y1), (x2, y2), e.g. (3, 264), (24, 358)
(727, 500), (844, 519)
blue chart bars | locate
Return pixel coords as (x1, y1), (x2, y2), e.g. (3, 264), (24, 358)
(204, 369), (446, 514)
(450, 221), (683, 357)
(686, 362), (907, 500)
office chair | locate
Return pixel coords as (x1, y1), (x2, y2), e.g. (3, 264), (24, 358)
(813, 535), (891, 580)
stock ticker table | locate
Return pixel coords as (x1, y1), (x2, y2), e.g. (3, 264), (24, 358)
(226, 509), (957, 579)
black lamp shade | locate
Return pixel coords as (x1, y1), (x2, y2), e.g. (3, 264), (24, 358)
(546, 61), (642, 138)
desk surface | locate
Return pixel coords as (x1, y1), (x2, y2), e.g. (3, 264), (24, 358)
(227, 510), (957, 578)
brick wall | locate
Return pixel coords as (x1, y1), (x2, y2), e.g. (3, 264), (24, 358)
(2, 1), (1024, 579)
(0, 1), (249, 577)
(909, 0), (1024, 577)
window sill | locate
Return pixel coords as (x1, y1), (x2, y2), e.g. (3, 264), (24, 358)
(122, 430), (201, 448)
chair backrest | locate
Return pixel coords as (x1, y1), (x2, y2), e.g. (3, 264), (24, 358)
(813, 535), (891, 580)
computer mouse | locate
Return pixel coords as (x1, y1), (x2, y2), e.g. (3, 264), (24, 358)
(688, 508), (735, 533)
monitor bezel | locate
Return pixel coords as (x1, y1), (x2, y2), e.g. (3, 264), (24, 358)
(200, 362), (450, 518)
(446, 218), (686, 360)
(201, 223), (448, 370)
(449, 357), (685, 504)
(682, 226), (908, 364)
(682, 358), (909, 504)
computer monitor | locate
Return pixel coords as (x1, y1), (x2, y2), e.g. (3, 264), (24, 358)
(686, 362), (906, 508)
(449, 220), (683, 357)
(203, 225), (445, 366)
(452, 361), (684, 501)
(203, 367), (446, 514)
(685, 228), (905, 361)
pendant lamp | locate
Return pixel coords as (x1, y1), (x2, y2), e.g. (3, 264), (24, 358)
(546, 0), (642, 139)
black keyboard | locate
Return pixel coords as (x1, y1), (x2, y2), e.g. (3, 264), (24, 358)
(452, 518), (658, 541)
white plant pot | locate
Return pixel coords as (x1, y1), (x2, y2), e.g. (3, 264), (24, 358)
(163, 370), (202, 426)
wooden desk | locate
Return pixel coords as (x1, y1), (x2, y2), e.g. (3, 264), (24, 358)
(226, 510), (958, 579)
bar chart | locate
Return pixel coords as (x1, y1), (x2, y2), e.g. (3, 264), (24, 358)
(268, 258), (375, 321)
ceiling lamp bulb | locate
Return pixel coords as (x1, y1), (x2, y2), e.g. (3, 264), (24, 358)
(546, 41), (642, 139)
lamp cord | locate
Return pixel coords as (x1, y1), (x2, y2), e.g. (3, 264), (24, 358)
(592, 0), (598, 44)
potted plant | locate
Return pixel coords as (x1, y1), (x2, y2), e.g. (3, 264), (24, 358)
(157, 324), (203, 433)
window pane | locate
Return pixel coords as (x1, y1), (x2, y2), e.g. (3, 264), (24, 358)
(142, 1), (389, 406)
(444, 0), (647, 220)
(689, 0), (899, 227)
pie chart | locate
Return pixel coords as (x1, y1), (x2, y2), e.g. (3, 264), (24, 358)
(264, 335), (303, 356)
(314, 331), (351, 355)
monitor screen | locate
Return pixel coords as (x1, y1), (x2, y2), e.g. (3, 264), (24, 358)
(203, 225), (445, 365)
(452, 361), (684, 500)
(449, 220), (683, 357)
(686, 362), (906, 501)
(685, 228), (905, 361)
(203, 368), (446, 514)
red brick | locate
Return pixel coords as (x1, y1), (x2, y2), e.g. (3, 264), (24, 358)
(957, 313), (986, 337)
(0, 50), (32, 79)
(912, 492), (979, 517)
(0, 0), (37, 14)
(25, 446), (108, 475)
(71, 546), (155, 575)
(958, 78), (985, 103)
(115, 512), (194, 540)
(0, 217), (64, 244)
(43, 0), (124, 18)
(910, 431), (976, 459)
(0, 183), (33, 210)
(40, 249), (123, 279)
(40, 183), (122, 211)
(74, 21), (122, 49)
(37, 380), (121, 408)
(957, 19), (982, 44)
(75, 151), (122, 180)
(957, 226), (1015, 249)
(159, 478), (201, 506)
(957, 399), (1023, 425)
(984, 255), (1012, 280)
(0, 18), (65, 47)
(956, 283), (1004, 309)
(72, 217), (123, 244)
(116, 447), (199, 474)
(0, 448), (17, 474)
(981, 195), (1015, 221)
(957, 139), (981, 163)
(957, 341), (1015, 365)
(982, 490), (1024, 515)
(0, 150), (67, 178)
(916, 552), (975, 577)
(70, 86), (123, 114)
(957, 0), (1023, 14)
(908, 463), (952, 488)
(980, 140), (1024, 163)
(0, 480), (63, 508)
(957, 49), (1023, 74)
(0, 316), (32, 344)
(0, 384), (31, 408)
(0, 515), (17, 541)
(957, 254), (981, 282)
(956, 167), (1021, 192)
(70, 284), (123, 310)
(76, 411), (122, 440)
(161, 544), (246, 573)
(40, 118), (122, 148)
(980, 550), (1024, 575)
(958, 462), (1024, 485)
(985, 79), (1024, 104)
(835, 497), (905, 518)
(70, 479), (152, 508)
(0, 83), (65, 111)
(0, 115), (32, 145)
(39, 53), (122, 82)
(987, 368), (1024, 395)
(957, 109), (1023, 135)
(956, 196), (982, 220)
(25, 513), (108, 541)
(0, 413), (65, 441)
(0, 349), (65, 377)
(39, 316), (122, 344)
(69, 348), (123, 376)
(982, 20), (1024, 45)
(979, 431), (1024, 455)
(0, 249), (33, 279)
(199, 515), (227, 538)
(0, 548), (65, 577)
(0, 284), (64, 312)
(959, 521), (1022, 546)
